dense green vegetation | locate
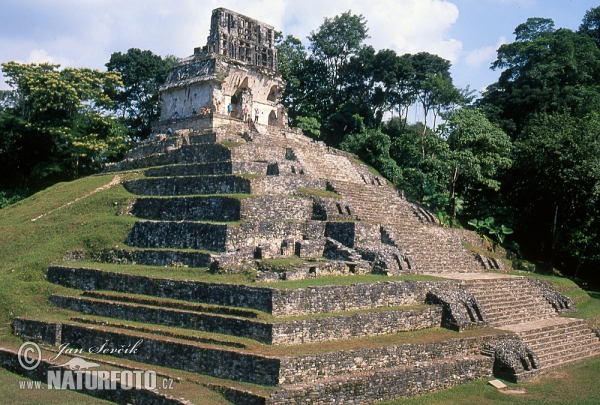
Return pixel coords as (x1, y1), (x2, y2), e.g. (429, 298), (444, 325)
(0, 49), (176, 201)
(276, 8), (600, 283)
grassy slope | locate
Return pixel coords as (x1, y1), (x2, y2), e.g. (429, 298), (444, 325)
(0, 174), (599, 404)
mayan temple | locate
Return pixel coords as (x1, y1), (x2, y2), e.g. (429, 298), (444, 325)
(4, 8), (600, 405)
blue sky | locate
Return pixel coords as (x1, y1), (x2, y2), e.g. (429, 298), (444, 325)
(1, 0), (598, 96)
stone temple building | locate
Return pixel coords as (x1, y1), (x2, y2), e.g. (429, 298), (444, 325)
(158, 8), (285, 129)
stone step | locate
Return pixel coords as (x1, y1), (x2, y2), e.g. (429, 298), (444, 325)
(470, 290), (542, 301)
(82, 291), (260, 318)
(488, 313), (556, 328)
(49, 294), (443, 346)
(144, 161), (269, 177)
(483, 305), (555, 319)
(270, 355), (493, 405)
(535, 342), (600, 367)
(95, 247), (213, 268)
(473, 288), (547, 299)
(124, 175), (253, 196)
(530, 335), (600, 357)
(477, 297), (553, 310)
(13, 318), (281, 386)
(49, 294), (274, 344)
(518, 321), (590, 341)
(509, 318), (588, 336)
(126, 219), (311, 252)
(536, 347), (600, 372)
(131, 195), (312, 222)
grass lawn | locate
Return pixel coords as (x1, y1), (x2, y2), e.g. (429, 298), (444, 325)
(0, 368), (114, 405)
(382, 356), (600, 405)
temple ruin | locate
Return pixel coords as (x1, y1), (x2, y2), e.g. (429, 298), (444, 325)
(3, 7), (599, 405)
(158, 8), (284, 128)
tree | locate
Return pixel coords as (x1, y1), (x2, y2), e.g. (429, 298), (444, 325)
(509, 113), (600, 276)
(579, 6), (600, 47)
(308, 11), (369, 110)
(441, 108), (512, 218)
(0, 62), (128, 190)
(481, 18), (600, 136)
(106, 48), (177, 138)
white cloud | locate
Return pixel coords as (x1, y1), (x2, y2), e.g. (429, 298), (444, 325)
(25, 49), (73, 67)
(0, 0), (464, 90)
(464, 36), (506, 68)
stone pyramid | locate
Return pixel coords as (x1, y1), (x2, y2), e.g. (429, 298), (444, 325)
(3, 8), (600, 405)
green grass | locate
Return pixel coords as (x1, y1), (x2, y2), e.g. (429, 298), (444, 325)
(0, 368), (114, 405)
(0, 175), (138, 340)
(296, 188), (341, 199)
(380, 356), (600, 405)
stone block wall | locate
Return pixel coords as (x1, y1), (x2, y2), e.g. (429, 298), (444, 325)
(271, 280), (458, 316)
(0, 348), (191, 405)
(95, 248), (212, 268)
(324, 222), (381, 248)
(132, 196), (241, 221)
(144, 162), (268, 177)
(240, 196), (312, 220)
(272, 356), (494, 404)
(124, 175), (252, 196)
(127, 221), (232, 251)
(14, 319), (281, 386)
(279, 334), (509, 384)
(107, 144), (232, 172)
(271, 307), (442, 345)
(250, 176), (328, 195)
(47, 266), (275, 312)
(49, 295), (274, 343)
(47, 266), (462, 318)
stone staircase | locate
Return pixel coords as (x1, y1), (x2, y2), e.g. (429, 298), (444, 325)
(498, 317), (600, 379)
(463, 277), (557, 327)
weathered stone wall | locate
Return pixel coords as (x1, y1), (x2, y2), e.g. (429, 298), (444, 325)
(49, 296), (440, 346)
(279, 335), (509, 385)
(14, 319), (281, 386)
(47, 266), (274, 312)
(324, 222), (381, 248)
(47, 266), (461, 317)
(206, 8), (277, 71)
(144, 161), (268, 177)
(229, 144), (287, 162)
(127, 221), (232, 251)
(132, 196), (241, 221)
(271, 280), (458, 317)
(108, 144), (232, 171)
(124, 175), (252, 196)
(272, 307), (442, 345)
(240, 196), (312, 220)
(95, 248), (212, 268)
(13, 318), (61, 346)
(251, 176), (328, 195)
(49, 295), (274, 343)
(271, 357), (494, 404)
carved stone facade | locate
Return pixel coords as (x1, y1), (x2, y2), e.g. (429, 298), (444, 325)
(158, 8), (283, 127)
